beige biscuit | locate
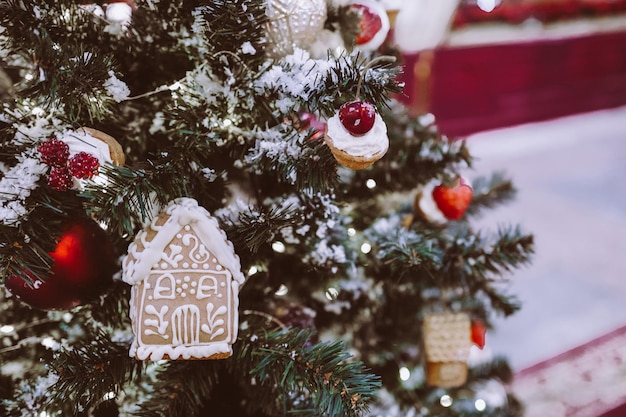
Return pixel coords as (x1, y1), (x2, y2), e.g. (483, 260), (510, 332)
(78, 127), (125, 166)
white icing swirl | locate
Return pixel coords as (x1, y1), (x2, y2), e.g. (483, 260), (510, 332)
(60, 129), (113, 165)
(417, 182), (447, 225)
(326, 112), (389, 158)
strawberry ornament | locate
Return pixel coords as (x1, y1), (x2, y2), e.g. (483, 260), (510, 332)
(471, 319), (487, 349)
(350, 1), (390, 51)
(432, 176), (473, 220)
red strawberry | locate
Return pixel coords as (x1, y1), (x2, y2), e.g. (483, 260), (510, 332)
(471, 319), (487, 349)
(352, 4), (383, 45)
(432, 177), (473, 220)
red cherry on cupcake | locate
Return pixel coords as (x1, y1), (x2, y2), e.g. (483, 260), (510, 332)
(339, 100), (376, 136)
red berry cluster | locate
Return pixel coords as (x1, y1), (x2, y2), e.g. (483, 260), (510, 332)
(37, 137), (100, 191)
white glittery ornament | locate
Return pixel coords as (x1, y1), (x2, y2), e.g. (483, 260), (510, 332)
(264, 0), (327, 58)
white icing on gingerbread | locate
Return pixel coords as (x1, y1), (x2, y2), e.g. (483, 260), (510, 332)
(325, 112), (389, 158)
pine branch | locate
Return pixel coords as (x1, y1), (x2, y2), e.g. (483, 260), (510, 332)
(305, 52), (403, 119)
(221, 202), (300, 254)
(80, 163), (188, 237)
(372, 227), (443, 280)
(468, 355), (514, 383)
(45, 330), (143, 414)
(132, 361), (220, 417)
(466, 173), (517, 216)
(234, 326), (381, 417)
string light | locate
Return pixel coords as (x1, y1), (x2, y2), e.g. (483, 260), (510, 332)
(248, 265), (259, 276)
(475, 399), (487, 411)
(347, 228), (356, 237)
(271, 241), (286, 253)
(440, 394), (453, 407)
(365, 179), (376, 189)
(360, 242), (372, 254)
(398, 366), (410, 381)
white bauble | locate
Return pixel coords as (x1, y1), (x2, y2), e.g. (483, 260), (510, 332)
(264, 0), (328, 58)
(393, 0), (460, 53)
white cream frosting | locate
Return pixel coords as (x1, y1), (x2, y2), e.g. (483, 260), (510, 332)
(60, 129), (113, 165)
(326, 112), (389, 158)
(416, 182), (448, 225)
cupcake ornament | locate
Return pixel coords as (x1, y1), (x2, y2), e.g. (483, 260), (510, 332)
(323, 58), (392, 170)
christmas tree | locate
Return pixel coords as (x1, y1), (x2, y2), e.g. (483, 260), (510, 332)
(0, 1), (534, 416)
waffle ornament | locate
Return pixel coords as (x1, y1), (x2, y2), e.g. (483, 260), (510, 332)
(422, 312), (472, 387)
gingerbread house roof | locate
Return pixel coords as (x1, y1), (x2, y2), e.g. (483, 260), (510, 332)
(122, 197), (245, 286)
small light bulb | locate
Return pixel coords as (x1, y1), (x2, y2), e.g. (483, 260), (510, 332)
(248, 266), (258, 276)
(222, 119), (233, 127)
(272, 241), (286, 253)
(347, 228), (356, 237)
(360, 242), (372, 254)
(399, 367), (410, 381)
(440, 394), (453, 408)
(475, 399), (487, 411)
(366, 179), (376, 189)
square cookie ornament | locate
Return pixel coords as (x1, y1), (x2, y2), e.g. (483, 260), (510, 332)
(122, 198), (245, 360)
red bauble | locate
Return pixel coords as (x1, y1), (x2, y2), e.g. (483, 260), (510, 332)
(471, 319), (487, 349)
(352, 3), (383, 45)
(338, 101), (376, 135)
(432, 177), (473, 220)
(4, 274), (83, 311)
(4, 219), (117, 310)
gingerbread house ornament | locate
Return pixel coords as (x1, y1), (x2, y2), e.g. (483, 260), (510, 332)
(122, 198), (245, 361)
